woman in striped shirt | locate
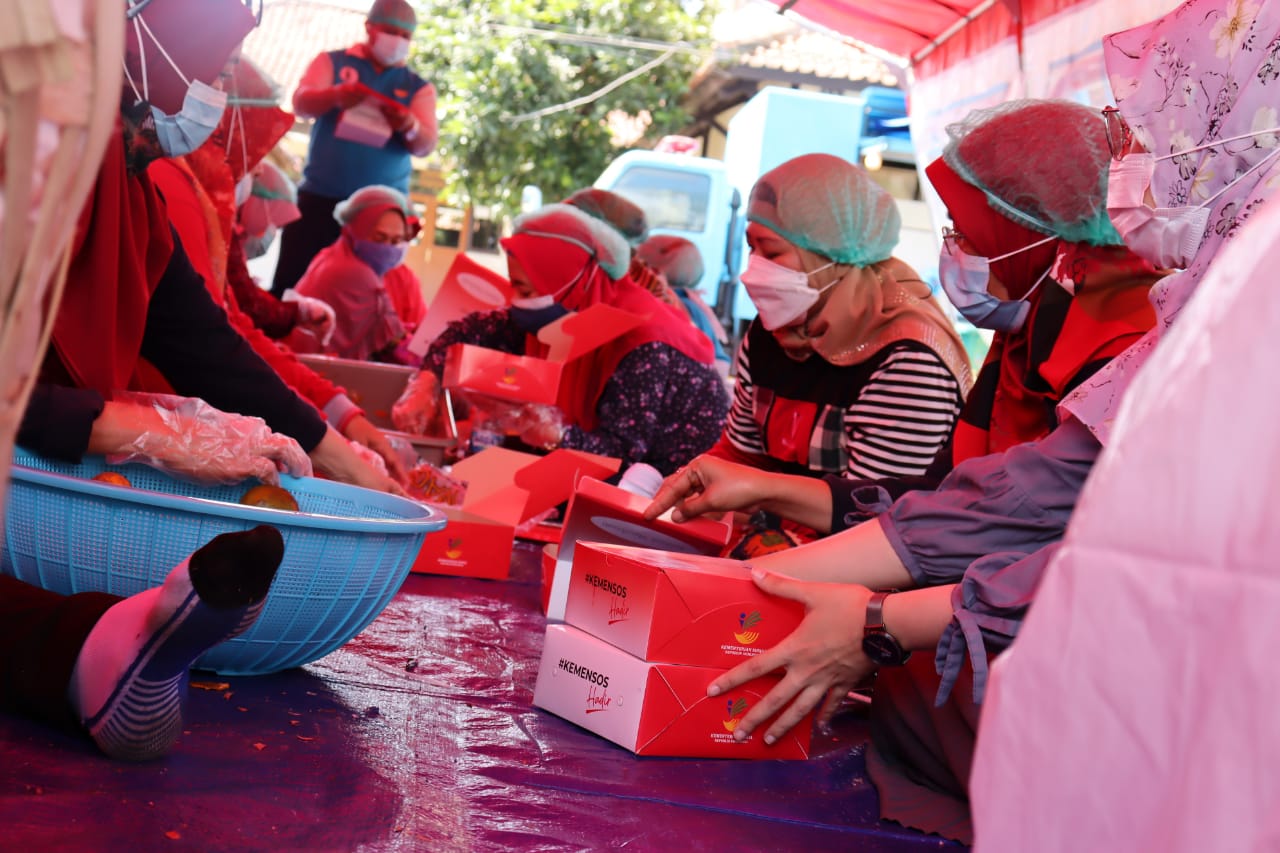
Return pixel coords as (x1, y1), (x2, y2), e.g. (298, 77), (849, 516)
(705, 153), (971, 512)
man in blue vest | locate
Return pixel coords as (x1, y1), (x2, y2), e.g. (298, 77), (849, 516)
(271, 0), (437, 297)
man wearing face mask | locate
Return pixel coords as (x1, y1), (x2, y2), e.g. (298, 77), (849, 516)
(292, 184), (426, 362)
(270, 0), (437, 298)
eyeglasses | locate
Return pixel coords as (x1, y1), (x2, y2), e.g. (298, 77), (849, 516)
(941, 226), (968, 253)
(1102, 106), (1133, 161)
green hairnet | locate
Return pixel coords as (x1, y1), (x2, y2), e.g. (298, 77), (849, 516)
(942, 99), (1123, 246)
(564, 188), (649, 247)
(511, 203), (631, 280)
(747, 153), (900, 267)
(333, 184), (410, 225)
(367, 0), (416, 31)
(635, 235), (704, 290)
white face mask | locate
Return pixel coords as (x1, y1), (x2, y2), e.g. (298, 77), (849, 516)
(740, 254), (837, 330)
(1106, 155), (1212, 270)
(1107, 128), (1280, 269)
(370, 32), (411, 66)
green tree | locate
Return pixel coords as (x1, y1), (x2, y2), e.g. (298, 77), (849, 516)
(412, 1), (713, 222)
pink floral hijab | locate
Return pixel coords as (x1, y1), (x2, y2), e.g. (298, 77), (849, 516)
(1062, 0), (1280, 443)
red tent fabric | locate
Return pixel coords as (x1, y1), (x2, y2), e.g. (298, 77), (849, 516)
(764, 0), (1094, 76)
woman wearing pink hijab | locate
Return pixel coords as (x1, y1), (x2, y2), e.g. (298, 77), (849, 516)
(660, 0), (1280, 843)
(973, 0), (1280, 848)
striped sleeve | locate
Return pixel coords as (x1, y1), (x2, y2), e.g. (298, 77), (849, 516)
(844, 348), (963, 480)
(723, 333), (766, 455)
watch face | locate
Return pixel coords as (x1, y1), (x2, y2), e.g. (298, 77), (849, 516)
(862, 631), (909, 667)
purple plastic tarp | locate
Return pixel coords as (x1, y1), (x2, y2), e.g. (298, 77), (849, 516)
(0, 542), (964, 851)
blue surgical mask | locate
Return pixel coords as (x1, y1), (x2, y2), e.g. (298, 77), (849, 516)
(937, 234), (1055, 332)
(122, 14), (228, 159)
(510, 296), (569, 333)
(351, 237), (407, 276)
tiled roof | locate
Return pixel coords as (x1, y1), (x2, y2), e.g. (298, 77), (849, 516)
(734, 29), (900, 87)
(240, 0), (367, 99)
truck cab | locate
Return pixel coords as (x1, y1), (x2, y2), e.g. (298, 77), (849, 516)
(594, 149), (741, 314)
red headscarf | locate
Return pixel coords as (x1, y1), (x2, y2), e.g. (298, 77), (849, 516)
(50, 132), (174, 395)
(928, 157), (1156, 461)
(500, 231), (714, 431)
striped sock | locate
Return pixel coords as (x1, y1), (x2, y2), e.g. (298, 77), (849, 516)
(71, 526), (284, 761)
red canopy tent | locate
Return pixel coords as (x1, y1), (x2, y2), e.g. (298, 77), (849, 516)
(761, 0), (1112, 76)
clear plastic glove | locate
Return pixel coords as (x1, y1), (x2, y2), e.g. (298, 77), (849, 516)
(342, 413), (408, 483)
(102, 393), (312, 486)
(310, 427), (405, 496)
(391, 370), (440, 436)
(347, 439), (389, 477)
(282, 290), (336, 346)
(515, 402), (567, 451)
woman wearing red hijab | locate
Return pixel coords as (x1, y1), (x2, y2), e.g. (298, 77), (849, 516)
(292, 184), (426, 362)
(20, 0), (399, 493)
(421, 203), (729, 475)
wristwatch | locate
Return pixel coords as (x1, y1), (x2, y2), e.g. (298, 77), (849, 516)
(861, 590), (911, 667)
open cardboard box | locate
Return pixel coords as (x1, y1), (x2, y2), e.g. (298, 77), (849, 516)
(533, 624), (811, 759)
(563, 541), (805, 669)
(410, 446), (619, 580)
(405, 253), (514, 358)
(544, 476), (731, 621)
(294, 353), (458, 465)
(442, 302), (645, 410)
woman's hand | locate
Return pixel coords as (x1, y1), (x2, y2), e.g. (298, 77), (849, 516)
(708, 568), (875, 745)
(644, 455), (772, 522)
(309, 427), (406, 496)
(341, 414), (408, 483)
(92, 395), (312, 486)
(645, 455), (837, 532)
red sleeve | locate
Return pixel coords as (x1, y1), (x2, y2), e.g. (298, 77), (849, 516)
(226, 237), (300, 338)
(223, 287), (342, 410)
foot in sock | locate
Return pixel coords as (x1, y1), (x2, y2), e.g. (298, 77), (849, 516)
(69, 525), (285, 761)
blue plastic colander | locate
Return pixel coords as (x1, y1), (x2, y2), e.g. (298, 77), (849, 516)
(2, 449), (447, 675)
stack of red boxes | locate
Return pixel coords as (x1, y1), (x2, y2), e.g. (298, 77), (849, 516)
(534, 539), (813, 759)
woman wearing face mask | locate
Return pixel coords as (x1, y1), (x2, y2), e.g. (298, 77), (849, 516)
(290, 184), (425, 362)
(701, 154), (970, 527)
(642, 0), (1280, 843)
(270, 0), (437, 298)
(418, 203), (729, 475)
(23, 0), (403, 496)
(646, 100), (1162, 536)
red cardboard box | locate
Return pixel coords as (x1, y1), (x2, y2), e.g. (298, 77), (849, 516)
(442, 303), (645, 410)
(533, 624), (810, 759)
(411, 447), (619, 580)
(564, 541), (804, 668)
(545, 477), (731, 621)
(406, 254), (514, 358)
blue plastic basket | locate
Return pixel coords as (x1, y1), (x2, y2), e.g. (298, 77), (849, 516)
(2, 449), (447, 675)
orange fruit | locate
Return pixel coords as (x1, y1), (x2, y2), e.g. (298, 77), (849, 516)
(92, 471), (132, 487)
(239, 484), (300, 511)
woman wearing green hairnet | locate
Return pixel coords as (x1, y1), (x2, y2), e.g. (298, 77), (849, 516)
(684, 153), (971, 553)
(647, 102), (1162, 538)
